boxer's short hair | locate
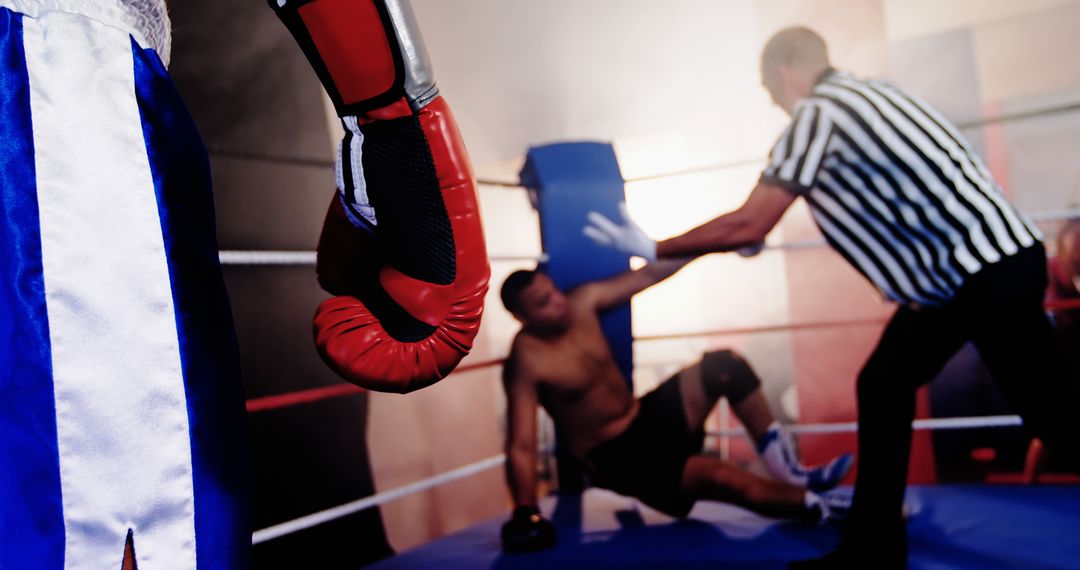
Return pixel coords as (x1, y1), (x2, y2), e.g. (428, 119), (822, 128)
(500, 269), (541, 314)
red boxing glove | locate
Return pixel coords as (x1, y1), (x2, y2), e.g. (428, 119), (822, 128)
(273, 0), (490, 393)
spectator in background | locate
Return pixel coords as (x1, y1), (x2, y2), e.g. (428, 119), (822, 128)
(1047, 218), (1080, 357)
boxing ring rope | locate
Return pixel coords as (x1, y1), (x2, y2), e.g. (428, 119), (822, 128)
(251, 412), (1031, 544)
(209, 97), (1080, 181)
(218, 250), (317, 266)
(478, 157), (768, 188)
(1047, 298), (1080, 311)
(955, 100), (1080, 129)
(245, 296), (1079, 415)
(230, 117), (1080, 543)
(764, 207), (1080, 251)
(642, 295), (1080, 340)
(246, 383), (362, 413)
(216, 209), (1080, 269)
(709, 414), (1024, 438)
(218, 250), (547, 266)
(634, 317), (888, 343)
(252, 454), (508, 544)
(245, 285), (1077, 542)
(246, 305), (1073, 543)
(636, 298), (1080, 343)
(217, 207), (1080, 267)
(473, 102), (1080, 188)
(245, 357), (507, 413)
(243, 319), (970, 414)
(210, 37), (1080, 548)
(245, 313), (1062, 543)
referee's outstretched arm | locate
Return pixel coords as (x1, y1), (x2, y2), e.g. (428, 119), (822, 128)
(655, 182), (796, 259)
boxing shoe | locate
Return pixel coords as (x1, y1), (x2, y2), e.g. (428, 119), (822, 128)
(759, 422), (854, 492)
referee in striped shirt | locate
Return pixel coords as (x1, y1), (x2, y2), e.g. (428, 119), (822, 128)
(585, 27), (1080, 569)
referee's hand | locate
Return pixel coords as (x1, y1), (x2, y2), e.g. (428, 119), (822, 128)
(583, 202), (658, 262)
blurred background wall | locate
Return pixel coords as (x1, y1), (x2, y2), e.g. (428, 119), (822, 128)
(166, 0), (1080, 565)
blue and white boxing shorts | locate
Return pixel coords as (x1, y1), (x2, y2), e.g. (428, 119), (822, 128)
(0, 1), (250, 568)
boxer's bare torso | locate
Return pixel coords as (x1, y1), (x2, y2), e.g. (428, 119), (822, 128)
(508, 288), (638, 459)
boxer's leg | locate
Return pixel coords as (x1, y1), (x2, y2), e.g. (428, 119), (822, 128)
(0, 6), (248, 567)
(678, 350), (853, 491)
(681, 455), (846, 521)
(131, 35), (251, 570)
(678, 350), (764, 436)
(0, 8), (67, 568)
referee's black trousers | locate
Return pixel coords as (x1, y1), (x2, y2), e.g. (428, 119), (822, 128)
(848, 243), (1080, 545)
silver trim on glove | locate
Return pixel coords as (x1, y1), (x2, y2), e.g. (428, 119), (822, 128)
(384, 0), (439, 111)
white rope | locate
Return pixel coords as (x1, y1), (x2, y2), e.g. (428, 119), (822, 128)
(251, 454), (505, 544)
(1031, 208), (1080, 223)
(760, 208), (1080, 254)
(218, 251), (547, 266)
(219, 250), (316, 266)
(218, 209), (1080, 266)
(768, 239), (826, 252)
(708, 414), (1023, 437)
(250, 413), (1025, 544)
(492, 253), (550, 264)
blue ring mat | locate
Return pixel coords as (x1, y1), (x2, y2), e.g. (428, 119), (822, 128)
(367, 485), (1080, 569)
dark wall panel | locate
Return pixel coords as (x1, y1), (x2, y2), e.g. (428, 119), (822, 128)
(169, 1), (392, 566)
(168, 0), (331, 165)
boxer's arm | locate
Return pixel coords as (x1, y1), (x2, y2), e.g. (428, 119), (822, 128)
(576, 258), (692, 313)
(503, 355), (541, 508)
(656, 181), (796, 259)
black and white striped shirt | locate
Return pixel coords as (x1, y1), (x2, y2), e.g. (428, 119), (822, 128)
(762, 70), (1041, 306)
